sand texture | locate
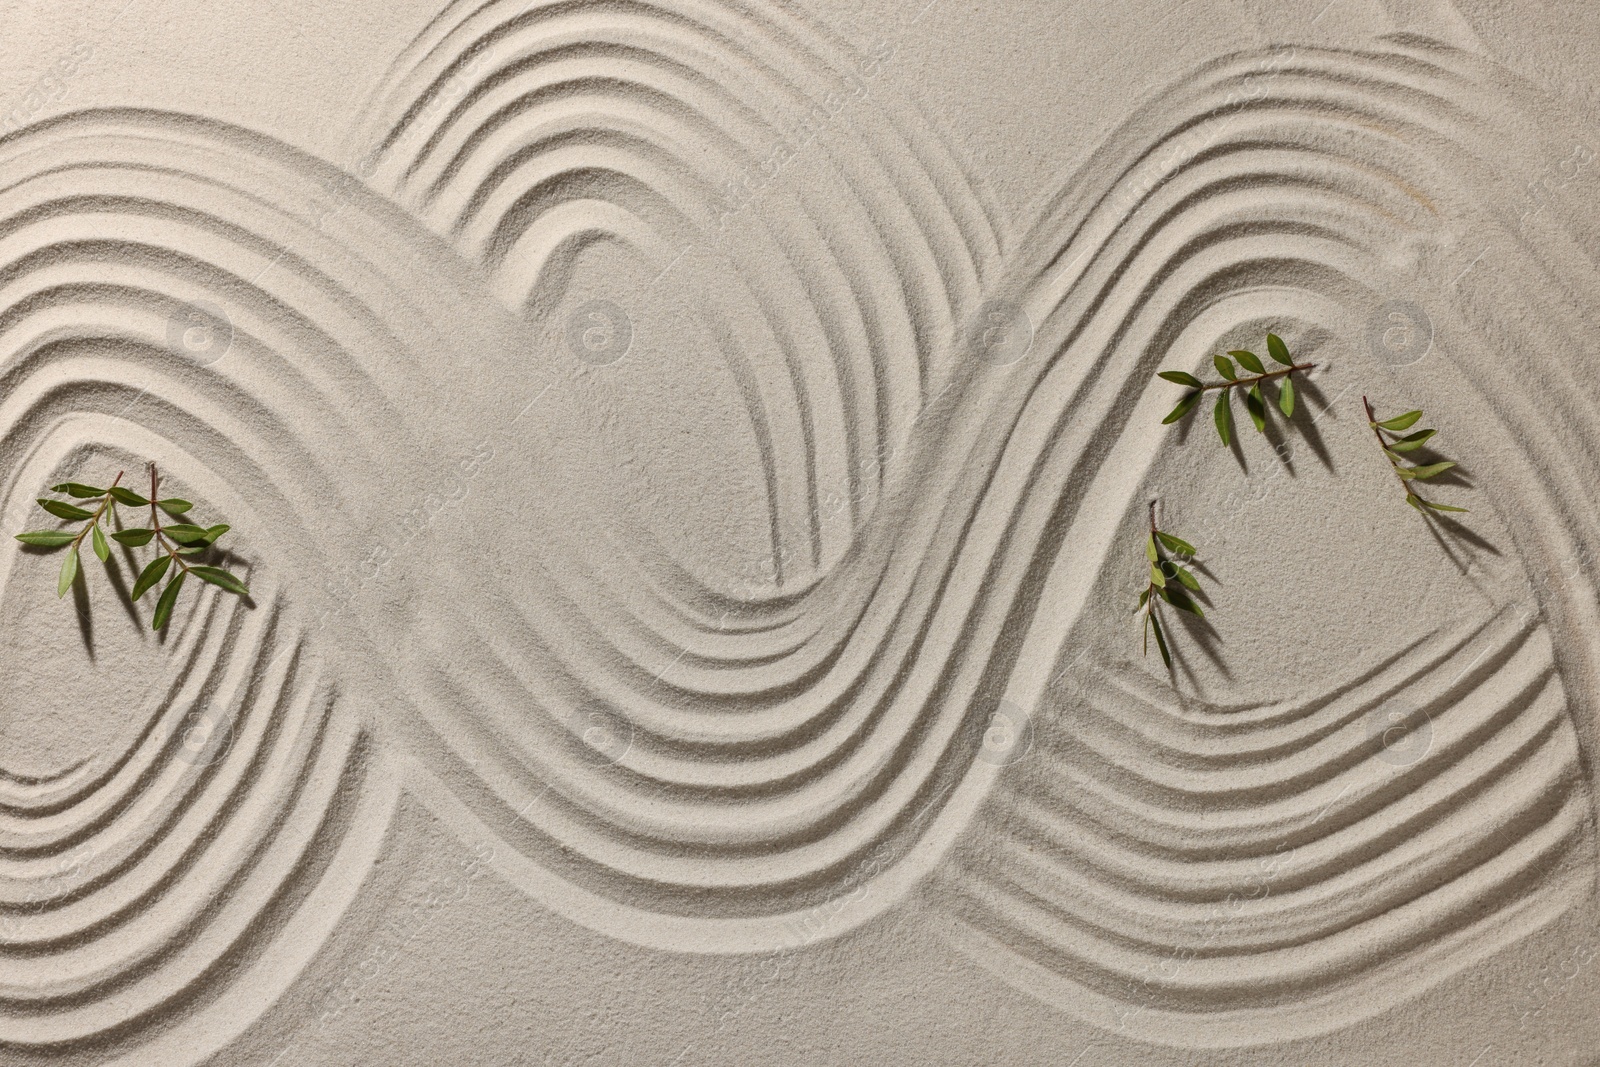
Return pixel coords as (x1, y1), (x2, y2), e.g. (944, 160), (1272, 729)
(1, 0), (1599, 1063)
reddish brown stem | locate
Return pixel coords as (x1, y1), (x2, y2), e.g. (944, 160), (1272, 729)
(1201, 362), (1314, 391)
(147, 463), (190, 574)
(71, 470), (127, 551)
(1363, 395), (1418, 504)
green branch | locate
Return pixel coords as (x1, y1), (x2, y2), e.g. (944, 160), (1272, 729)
(15, 462), (249, 629)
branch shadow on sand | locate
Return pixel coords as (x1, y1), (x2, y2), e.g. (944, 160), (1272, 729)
(1159, 571), (1230, 685)
(70, 567), (93, 660)
(1393, 447), (1497, 572)
(1169, 373), (1337, 479)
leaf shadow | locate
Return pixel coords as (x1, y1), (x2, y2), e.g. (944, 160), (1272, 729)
(1165, 602), (1231, 683)
(109, 514), (153, 632)
(1419, 507), (1500, 573)
(1282, 374), (1338, 472)
(1222, 405), (1249, 472)
(102, 551), (145, 631)
(193, 545), (259, 611)
(1211, 372), (1334, 476)
(15, 541), (68, 559)
(70, 565), (93, 660)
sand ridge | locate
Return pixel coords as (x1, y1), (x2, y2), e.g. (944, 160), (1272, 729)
(0, 2), (1596, 1063)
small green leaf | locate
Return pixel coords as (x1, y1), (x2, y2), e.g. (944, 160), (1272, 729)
(57, 545), (79, 597)
(1150, 612), (1171, 668)
(1155, 531), (1195, 555)
(1406, 493), (1425, 511)
(1395, 465), (1417, 480)
(163, 524), (212, 545)
(1146, 534), (1158, 562)
(1278, 375), (1295, 417)
(51, 482), (106, 498)
(1246, 384), (1267, 431)
(1150, 562), (1166, 587)
(91, 523), (109, 563)
(156, 498), (193, 516)
(1421, 498), (1469, 513)
(1162, 390), (1202, 424)
(189, 566), (249, 597)
(1163, 587), (1204, 616)
(1266, 333), (1293, 366)
(152, 572), (186, 630)
(1405, 461), (1456, 480)
(201, 524), (230, 545)
(1158, 370), (1203, 388)
(1137, 588), (1149, 609)
(111, 528), (155, 547)
(1231, 349), (1265, 374)
(1174, 566), (1201, 592)
(131, 555), (171, 601)
(37, 498), (93, 521)
(106, 487), (149, 507)
(1213, 354), (1237, 380)
(15, 530), (76, 547)
(1376, 410), (1423, 432)
(176, 546), (206, 556)
(1214, 390), (1233, 445)
(1387, 428), (1436, 452)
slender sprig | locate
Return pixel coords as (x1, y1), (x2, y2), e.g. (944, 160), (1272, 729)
(1157, 332), (1314, 445)
(1137, 501), (1205, 668)
(14, 463), (249, 628)
(1362, 397), (1468, 516)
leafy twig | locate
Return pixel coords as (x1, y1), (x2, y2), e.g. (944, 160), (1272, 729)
(1157, 333), (1314, 445)
(1362, 397), (1468, 516)
(1137, 501), (1205, 668)
(15, 463), (250, 629)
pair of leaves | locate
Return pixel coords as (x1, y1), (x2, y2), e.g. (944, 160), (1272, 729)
(133, 564), (244, 629)
(1147, 558), (1203, 614)
(50, 482), (192, 514)
(130, 553), (245, 600)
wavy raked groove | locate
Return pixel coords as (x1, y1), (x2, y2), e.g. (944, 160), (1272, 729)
(339, 0), (1079, 949)
(0, 110), (484, 1053)
(350, 0), (1004, 580)
(1, 15), (1598, 1062)
(920, 39), (1600, 1044)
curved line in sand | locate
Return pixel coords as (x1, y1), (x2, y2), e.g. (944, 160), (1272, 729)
(928, 39), (1600, 1044)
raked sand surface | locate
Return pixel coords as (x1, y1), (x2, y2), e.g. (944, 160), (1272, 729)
(1, 0), (1599, 1063)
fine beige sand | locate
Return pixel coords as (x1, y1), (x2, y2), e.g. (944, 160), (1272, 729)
(2, 0), (1599, 1063)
